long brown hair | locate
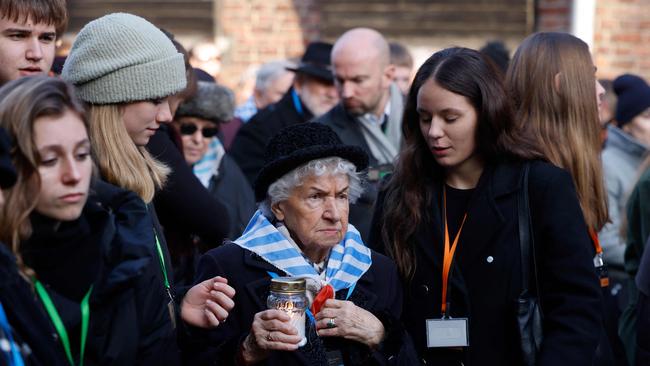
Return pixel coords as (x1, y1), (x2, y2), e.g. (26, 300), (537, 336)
(0, 76), (88, 276)
(506, 32), (608, 231)
(381, 47), (544, 280)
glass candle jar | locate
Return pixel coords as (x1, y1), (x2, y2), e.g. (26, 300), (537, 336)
(267, 277), (308, 347)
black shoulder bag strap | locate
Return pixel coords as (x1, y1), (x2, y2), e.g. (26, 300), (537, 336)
(517, 162), (543, 366)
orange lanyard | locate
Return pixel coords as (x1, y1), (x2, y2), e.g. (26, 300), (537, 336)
(588, 228), (603, 255)
(441, 187), (468, 316)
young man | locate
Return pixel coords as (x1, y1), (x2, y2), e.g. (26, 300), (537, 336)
(0, 0), (66, 86)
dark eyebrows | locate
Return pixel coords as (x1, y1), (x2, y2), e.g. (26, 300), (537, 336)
(2, 28), (56, 38)
(416, 107), (463, 115)
(307, 186), (327, 194)
(306, 185), (350, 195)
(441, 108), (463, 115)
(2, 28), (31, 35)
(336, 185), (350, 194)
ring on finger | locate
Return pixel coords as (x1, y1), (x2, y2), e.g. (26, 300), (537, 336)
(326, 317), (336, 328)
(266, 331), (273, 341)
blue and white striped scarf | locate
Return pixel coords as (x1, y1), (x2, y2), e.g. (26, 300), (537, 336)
(193, 138), (225, 188)
(234, 210), (372, 291)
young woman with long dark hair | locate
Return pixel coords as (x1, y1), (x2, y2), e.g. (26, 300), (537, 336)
(369, 47), (602, 365)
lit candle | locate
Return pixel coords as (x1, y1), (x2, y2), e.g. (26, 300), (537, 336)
(267, 277), (308, 346)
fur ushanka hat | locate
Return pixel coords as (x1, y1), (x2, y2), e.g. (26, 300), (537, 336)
(175, 81), (235, 124)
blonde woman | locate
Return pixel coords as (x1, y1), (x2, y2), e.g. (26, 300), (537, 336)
(506, 32), (622, 365)
(62, 13), (235, 335)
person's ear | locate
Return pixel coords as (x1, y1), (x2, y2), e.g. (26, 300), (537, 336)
(271, 202), (285, 222)
(384, 64), (396, 85)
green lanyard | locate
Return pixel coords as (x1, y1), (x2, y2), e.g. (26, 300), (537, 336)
(153, 231), (171, 293)
(34, 280), (92, 366)
(144, 206), (172, 296)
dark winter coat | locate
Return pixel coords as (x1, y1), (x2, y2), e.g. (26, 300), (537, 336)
(20, 180), (180, 365)
(184, 242), (418, 366)
(148, 124), (231, 248)
(635, 236), (650, 365)
(313, 104), (377, 168)
(0, 244), (66, 366)
(230, 87), (314, 186)
(148, 123), (232, 288)
(369, 160), (603, 366)
(206, 155), (256, 239)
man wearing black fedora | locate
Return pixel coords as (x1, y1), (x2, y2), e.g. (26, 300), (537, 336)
(230, 41), (339, 186)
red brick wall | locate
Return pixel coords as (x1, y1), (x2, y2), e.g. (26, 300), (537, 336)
(593, 0), (650, 81)
(536, 0), (572, 32)
(215, 0), (531, 96)
(215, 0), (320, 91)
(213, 0), (650, 95)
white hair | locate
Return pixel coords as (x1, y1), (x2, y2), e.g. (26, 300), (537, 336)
(259, 157), (364, 218)
(255, 60), (294, 92)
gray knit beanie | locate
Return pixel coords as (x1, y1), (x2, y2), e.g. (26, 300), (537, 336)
(62, 13), (186, 104)
(175, 81), (235, 124)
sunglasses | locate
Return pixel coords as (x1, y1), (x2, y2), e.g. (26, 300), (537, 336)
(179, 123), (219, 138)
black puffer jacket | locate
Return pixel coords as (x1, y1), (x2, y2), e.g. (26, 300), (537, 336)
(20, 180), (180, 365)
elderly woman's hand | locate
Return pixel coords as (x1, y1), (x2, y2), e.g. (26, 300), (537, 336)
(181, 276), (235, 328)
(240, 309), (303, 364)
(315, 299), (385, 348)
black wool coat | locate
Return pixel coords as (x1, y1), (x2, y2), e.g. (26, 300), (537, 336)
(148, 124), (231, 247)
(207, 155), (256, 240)
(183, 242), (419, 366)
(369, 160), (603, 366)
(230, 88), (314, 186)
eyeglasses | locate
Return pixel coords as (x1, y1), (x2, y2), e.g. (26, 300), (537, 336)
(179, 122), (219, 138)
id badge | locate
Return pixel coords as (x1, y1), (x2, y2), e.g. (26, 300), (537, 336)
(426, 318), (469, 348)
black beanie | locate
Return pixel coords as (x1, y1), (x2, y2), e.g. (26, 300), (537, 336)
(0, 127), (17, 189)
(613, 74), (650, 126)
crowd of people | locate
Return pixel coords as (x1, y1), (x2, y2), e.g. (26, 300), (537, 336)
(1, 0), (650, 365)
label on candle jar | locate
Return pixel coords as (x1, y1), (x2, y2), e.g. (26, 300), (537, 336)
(267, 276), (308, 347)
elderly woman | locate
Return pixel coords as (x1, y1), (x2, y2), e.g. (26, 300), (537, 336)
(187, 123), (416, 365)
(174, 81), (255, 239)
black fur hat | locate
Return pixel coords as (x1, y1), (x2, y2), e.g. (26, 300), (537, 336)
(254, 123), (368, 201)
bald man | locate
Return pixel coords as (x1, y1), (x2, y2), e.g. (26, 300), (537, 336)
(314, 28), (404, 240)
